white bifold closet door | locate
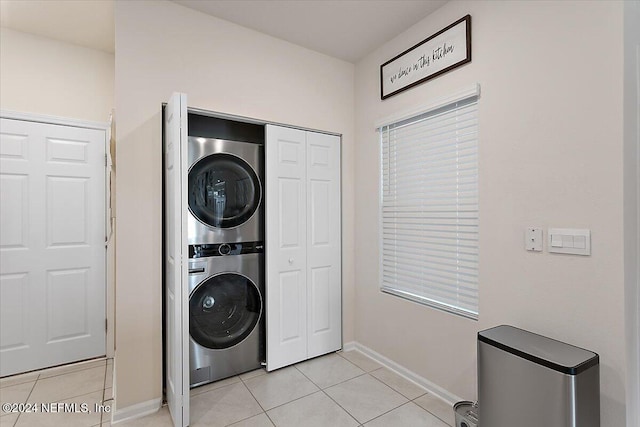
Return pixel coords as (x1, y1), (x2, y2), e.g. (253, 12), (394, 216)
(0, 116), (106, 377)
(265, 124), (341, 371)
(164, 93), (189, 427)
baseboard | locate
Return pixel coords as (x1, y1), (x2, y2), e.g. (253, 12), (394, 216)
(110, 398), (162, 424)
(342, 341), (357, 352)
(346, 341), (463, 406)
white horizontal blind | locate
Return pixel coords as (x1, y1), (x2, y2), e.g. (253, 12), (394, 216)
(380, 96), (478, 319)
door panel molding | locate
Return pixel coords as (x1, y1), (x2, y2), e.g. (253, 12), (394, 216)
(266, 125), (341, 370)
(0, 114), (107, 376)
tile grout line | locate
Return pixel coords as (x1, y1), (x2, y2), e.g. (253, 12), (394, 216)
(241, 367), (322, 415)
(14, 372), (40, 427)
(294, 361), (371, 390)
(30, 386), (107, 405)
(294, 361), (370, 391)
(3, 359), (109, 427)
(367, 373), (413, 401)
(410, 393), (454, 426)
(201, 354), (452, 427)
(294, 355), (411, 423)
(247, 384), (319, 413)
(339, 350), (454, 426)
(336, 351), (383, 372)
(234, 371), (274, 426)
(0, 375), (38, 391)
(343, 350), (457, 418)
(189, 375), (241, 398)
(189, 377), (259, 426)
(319, 387), (362, 426)
(293, 364), (361, 426)
(323, 360), (429, 425)
(352, 374), (409, 425)
(101, 363), (108, 425)
(367, 369), (425, 401)
(238, 372), (269, 413)
(359, 400), (421, 426)
(369, 367), (421, 400)
(262, 410), (277, 427)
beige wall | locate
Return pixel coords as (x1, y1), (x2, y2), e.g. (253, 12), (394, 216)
(113, 0), (355, 410)
(623, 1), (640, 425)
(354, 1), (626, 425)
(4, 0), (628, 422)
(0, 27), (114, 122)
(0, 25), (116, 357)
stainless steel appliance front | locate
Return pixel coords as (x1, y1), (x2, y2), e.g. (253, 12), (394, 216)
(187, 137), (263, 245)
(478, 325), (600, 427)
(188, 249), (264, 387)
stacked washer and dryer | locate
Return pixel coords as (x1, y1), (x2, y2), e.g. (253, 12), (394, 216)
(186, 135), (265, 388)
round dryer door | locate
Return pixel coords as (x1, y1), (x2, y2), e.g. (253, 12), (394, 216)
(188, 153), (261, 229)
(189, 273), (262, 350)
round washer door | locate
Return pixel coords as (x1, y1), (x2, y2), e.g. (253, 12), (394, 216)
(189, 273), (262, 350)
(188, 153), (261, 229)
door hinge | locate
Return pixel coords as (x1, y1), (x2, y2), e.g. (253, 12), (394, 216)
(105, 154), (108, 167)
(105, 319), (108, 332)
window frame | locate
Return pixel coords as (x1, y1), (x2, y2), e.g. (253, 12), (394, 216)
(377, 84), (480, 320)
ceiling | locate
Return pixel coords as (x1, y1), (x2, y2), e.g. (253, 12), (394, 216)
(173, 1), (447, 62)
(0, 0), (447, 62)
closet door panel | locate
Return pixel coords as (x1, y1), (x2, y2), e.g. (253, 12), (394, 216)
(266, 125), (308, 370)
(164, 92), (189, 427)
(306, 132), (341, 358)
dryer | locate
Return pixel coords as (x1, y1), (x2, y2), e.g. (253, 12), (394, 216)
(188, 242), (264, 387)
(188, 137), (263, 245)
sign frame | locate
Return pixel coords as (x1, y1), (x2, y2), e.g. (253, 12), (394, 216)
(380, 15), (472, 100)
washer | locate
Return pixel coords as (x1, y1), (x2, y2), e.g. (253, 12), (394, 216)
(188, 242), (264, 387)
(188, 137), (263, 245)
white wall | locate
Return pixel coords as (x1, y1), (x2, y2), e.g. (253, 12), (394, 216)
(0, 27), (114, 122)
(114, 0), (355, 411)
(354, 1), (626, 425)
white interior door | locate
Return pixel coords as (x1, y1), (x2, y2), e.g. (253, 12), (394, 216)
(265, 125), (308, 370)
(266, 125), (342, 370)
(306, 132), (341, 358)
(0, 116), (106, 376)
(164, 93), (189, 427)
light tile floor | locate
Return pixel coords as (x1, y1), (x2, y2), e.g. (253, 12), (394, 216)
(126, 350), (453, 427)
(0, 358), (113, 427)
(0, 351), (456, 427)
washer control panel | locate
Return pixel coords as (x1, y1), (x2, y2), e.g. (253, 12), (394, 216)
(189, 241), (264, 258)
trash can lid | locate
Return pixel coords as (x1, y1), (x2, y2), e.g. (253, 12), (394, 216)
(454, 401), (478, 424)
(478, 325), (599, 375)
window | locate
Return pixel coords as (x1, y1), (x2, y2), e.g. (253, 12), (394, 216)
(379, 87), (479, 319)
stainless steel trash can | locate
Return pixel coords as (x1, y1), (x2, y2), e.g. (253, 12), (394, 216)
(478, 325), (599, 427)
(453, 401), (478, 427)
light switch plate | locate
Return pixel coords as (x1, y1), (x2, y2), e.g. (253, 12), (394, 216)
(548, 228), (591, 255)
(525, 227), (543, 252)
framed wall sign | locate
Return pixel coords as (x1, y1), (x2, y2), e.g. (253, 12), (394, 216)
(380, 15), (472, 100)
